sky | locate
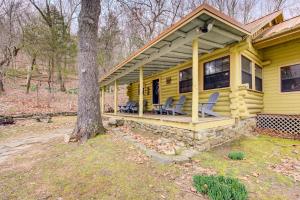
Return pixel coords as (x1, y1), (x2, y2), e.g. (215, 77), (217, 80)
(70, 0), (300, 34)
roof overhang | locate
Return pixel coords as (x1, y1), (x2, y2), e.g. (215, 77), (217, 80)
(253, 25), (300, 49)
(99, 4), (250, 87)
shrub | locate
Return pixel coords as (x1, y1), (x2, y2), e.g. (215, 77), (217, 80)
(228, 151), (245, 160)
(193, 175), (248, 200)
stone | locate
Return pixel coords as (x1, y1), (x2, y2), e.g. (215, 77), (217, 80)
(108, 118), (117, 127)
(116, 119), (124, 126)
(162, 148), (176, 155)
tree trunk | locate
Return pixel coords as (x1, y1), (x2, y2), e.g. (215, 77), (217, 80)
(57, 62), (66, 92)
(0, 70), (4, 94)
(26, 56), (36, 94)
(67, 0), (105, 143)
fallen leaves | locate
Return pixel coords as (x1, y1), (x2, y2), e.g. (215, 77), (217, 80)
(269, 157), (300, 182)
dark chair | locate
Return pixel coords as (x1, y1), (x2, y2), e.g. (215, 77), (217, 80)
(153, 97), (173, 114)
(166, 95), (186, 115)
(119, 101), (132, 113)
(198, 92), (220, 118)
(131, 100), (147, 113)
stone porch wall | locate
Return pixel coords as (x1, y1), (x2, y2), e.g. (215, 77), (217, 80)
(124, 118), (256, 151)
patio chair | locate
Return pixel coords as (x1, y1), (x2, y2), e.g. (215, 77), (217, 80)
(153, 97), (173, 114)
(119, 101), (132, 113)
(127, 101), (138, 113)
(165, 95), (186, 115)
(198, 92), (220, 118)
(131, 100), (147, 113)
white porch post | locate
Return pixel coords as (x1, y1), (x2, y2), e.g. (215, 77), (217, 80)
(114, 80), (118, 115)
(192, 38), (199, 123)
(101, 87), (105, 114)
(139, 66), (144, 117)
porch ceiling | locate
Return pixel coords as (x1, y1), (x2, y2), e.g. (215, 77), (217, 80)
(99, 4), (250, 87)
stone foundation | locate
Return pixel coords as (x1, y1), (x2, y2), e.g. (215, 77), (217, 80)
(124, 117), (256, 152)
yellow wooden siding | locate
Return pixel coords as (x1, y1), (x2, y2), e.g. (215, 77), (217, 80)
(262, 38), (300, 114)
(245, 90), (264, 115)
(127, 56), (231, 116)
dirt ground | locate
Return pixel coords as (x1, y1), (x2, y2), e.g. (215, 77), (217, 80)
(0, 116), (299, 200)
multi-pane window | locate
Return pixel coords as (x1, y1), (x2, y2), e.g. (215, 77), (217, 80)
(255, 65), (263, 91)
(281, 64), (300, 92)
(179, 67), (192, 93)
(204, 56), (230, 90)
(242, 56), (252, 89)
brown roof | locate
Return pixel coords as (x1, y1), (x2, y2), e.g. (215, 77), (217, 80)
(100, 3), (250, 83)
(254, 15), (300, 42)
(245, 10), (283, 33)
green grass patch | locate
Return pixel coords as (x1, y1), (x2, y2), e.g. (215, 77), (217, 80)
(228, 151), (245, 160)
(193, 175), (248, 200)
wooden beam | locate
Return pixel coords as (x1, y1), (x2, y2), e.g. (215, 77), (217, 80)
(192, 38), (199, 122)
(199, 38), (225, 48)
(183, 44), (211, 53)
(174, 30), (187, 38)
(101, 87), (105, 114)
(114, 80), (118, 114)
(168, 51), (192, 58)
(139, 66), (143, 117)
(211, 26), (243, 41)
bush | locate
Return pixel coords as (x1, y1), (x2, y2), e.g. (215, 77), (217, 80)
(228, 151), (245, 160)
(193, 175), (248, 200)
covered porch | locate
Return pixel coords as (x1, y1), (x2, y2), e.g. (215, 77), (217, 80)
(103, 112), (235, 131)
(99, 4), (253, 129)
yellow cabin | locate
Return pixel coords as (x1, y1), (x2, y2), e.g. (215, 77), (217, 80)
(99, 4), (300, 139)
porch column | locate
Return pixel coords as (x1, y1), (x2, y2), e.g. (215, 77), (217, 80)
(139, 66), (143, 117)
(114, 80), (118, 115)
(192, 38), (199, 123)
(229, 47), (241, 119)
(101, 86), (105, 114)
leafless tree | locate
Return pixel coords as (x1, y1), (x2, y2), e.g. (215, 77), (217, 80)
(0, 0), (24, 94)
(265, 0), (287, 12)
(239, 0), (257, 24)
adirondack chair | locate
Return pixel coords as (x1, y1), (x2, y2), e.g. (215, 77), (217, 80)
(165, 95), (186, 115)
(153, 97), (173, 114)
(127, 101), (138, 113)
(198, 92), (220, 118)
(131, 100), (147, 113)
(119, 101), (132, 113)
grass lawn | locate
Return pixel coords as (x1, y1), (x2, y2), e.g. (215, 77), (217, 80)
(0, 116), (299, 199)
(193, 135), (300, 200)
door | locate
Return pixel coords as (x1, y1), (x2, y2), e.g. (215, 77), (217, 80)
(152, 79), (159, 104)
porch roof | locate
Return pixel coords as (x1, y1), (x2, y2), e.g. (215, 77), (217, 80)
(99, 4), (250, 87)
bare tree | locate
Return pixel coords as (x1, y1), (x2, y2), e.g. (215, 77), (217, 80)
(239, 0), (257, 24)
(0, 0), (23, 94)
(67, 0), (105, 142)
(263, 0), (287, 13)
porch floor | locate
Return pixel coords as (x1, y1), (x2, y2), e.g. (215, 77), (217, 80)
(104, 112), (236, 131)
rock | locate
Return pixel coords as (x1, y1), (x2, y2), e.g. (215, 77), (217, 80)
(163, 148), (176, 155)
(176, 141), (185, 147)
(116, 119), (124, 126)
(292, 150), (299, 154)
(47, 116), (52, 123)
(108, 118), (117, 127)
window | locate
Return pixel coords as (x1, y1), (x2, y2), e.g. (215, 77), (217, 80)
(281, 64), (300, 92)
(242, 56), (252, 89)
(255, 65), (263, 91)
(179, 67), (192, 93)
(204, 56), (230, 90)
